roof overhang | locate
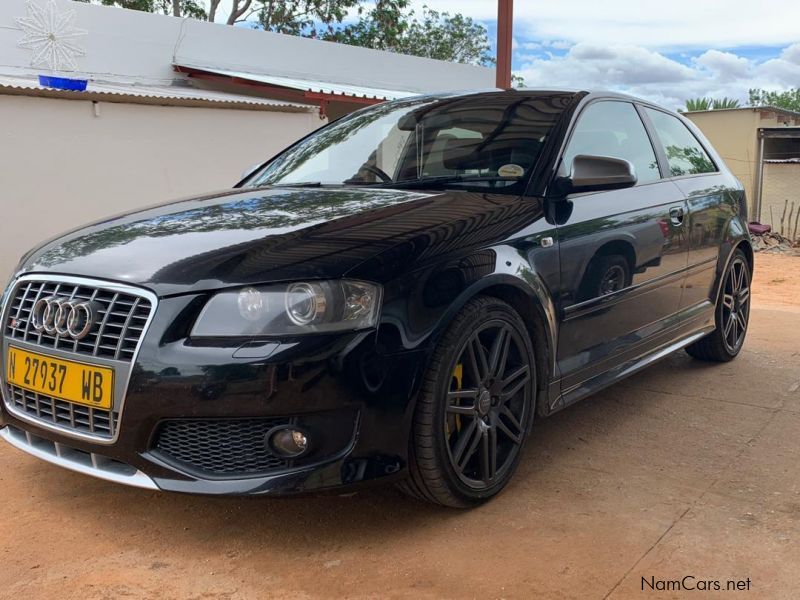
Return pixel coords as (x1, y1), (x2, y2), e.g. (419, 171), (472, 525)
(174, 64), (417, 118)
(0, 74), (315, 112)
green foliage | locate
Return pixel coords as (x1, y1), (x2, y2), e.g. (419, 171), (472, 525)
(748, 88), (800, 112)
(72, 0), (493, 66)
(257, 0), (360, 36)
(683, 98), (712, 112)
(665, 144), (715, 176)
(683, 97), (740, 112)
(325, 1), (493, 66)
(711, 97), (740, 109)
(73, 0), (206, 18)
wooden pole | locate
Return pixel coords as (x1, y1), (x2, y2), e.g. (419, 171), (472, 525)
(496, 0), (513, 89)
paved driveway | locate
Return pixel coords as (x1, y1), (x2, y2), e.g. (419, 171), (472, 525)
(1, 255), (798, 599)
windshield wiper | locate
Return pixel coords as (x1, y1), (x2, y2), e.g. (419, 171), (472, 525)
(371, 175), (521, 190)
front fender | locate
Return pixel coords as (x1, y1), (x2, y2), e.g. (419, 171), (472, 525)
(375, 244), (558, 368)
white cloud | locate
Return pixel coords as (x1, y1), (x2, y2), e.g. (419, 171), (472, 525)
(193, 0), (799, 110)
(409, 0), (800, 50)
(693, 50), (751, 82)
(514, 43), (800, 110)
(779, 43), (800, 65)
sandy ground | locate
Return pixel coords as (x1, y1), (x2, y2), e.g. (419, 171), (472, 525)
(0, 253), (798, 600)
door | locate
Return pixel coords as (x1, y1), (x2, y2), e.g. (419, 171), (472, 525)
(642, 107), (729, 309)
(554, 100), (690, 394)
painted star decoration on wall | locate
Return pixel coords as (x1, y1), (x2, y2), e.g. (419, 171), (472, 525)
(16, 0), (87, 72)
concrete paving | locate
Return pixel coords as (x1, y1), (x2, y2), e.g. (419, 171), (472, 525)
(0, 255), (798, 599)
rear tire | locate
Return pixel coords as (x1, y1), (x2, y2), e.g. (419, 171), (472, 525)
(685, 248), (751, 362)
(399, 297), (536, 508)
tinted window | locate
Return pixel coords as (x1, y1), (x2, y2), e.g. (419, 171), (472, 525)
(645, 108), (716, 176)
(564, 101), (660, 184)
(251, 94), (574, 195)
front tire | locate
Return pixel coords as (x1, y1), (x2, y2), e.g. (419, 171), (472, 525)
(685, 248), (751, 362)
(400, 297), (536, 508)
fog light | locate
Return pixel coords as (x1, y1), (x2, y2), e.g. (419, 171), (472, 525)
(268, 427), (309, 458)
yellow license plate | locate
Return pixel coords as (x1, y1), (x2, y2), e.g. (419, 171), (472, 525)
(6, 346), (114, 411)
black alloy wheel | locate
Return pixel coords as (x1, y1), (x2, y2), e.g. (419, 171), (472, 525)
(400, 296), (536, 507)
(719, 255), (751, 354)
(686, 248), (751, 362)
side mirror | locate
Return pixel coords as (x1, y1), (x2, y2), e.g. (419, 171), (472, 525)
(553, 154), (637, 195)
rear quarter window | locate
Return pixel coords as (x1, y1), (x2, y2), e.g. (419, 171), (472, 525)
(644, 108), (717, 176)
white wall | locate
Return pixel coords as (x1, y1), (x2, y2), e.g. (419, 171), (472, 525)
(0, 0), (495, 92)
(0, 95), (321, 280)
(0, 0), (496, 283)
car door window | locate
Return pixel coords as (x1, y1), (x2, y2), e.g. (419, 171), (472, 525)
(564, 101), (660, 184)
(644, 108), (717, 177)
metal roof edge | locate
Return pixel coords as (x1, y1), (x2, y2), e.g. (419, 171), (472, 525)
(682, 106), (800, 118)
(0, 77), (317, 112)
(173, 63), (417, 101)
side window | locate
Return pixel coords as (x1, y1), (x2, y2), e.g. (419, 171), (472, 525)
(644, 108), (717, 176)
(564, 101), (660, 184)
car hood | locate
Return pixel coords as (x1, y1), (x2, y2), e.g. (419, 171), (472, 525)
(19, 186), (544, 296)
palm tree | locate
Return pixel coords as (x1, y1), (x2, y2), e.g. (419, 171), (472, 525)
(683, 97), (741, 112)
(684, 98), (713, 112)
(711, 97), (740, 109)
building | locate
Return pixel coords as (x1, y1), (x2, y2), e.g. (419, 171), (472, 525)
(0, 0), (494, 280)
(684, 107), (800, 232)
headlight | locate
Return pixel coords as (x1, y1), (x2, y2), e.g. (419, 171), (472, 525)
(191, 280), (382, 337)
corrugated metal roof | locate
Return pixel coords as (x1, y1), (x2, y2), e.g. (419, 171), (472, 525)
(0, 74), (316, 112)
(174, 64), (417, 101)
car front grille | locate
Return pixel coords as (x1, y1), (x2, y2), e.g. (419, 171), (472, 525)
(154, 419), (293, 476)
(5, 279), (152, 362)
(5, 383), (117, 438)
(1, 276), (156, 442)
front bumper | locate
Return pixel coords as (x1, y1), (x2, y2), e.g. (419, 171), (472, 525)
(1, 292), (427, 495)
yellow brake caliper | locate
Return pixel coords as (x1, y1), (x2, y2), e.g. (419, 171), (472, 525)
(447, 364), (464, 437)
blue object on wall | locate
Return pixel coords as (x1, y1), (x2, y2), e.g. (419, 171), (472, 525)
(38, 75), (88, 91)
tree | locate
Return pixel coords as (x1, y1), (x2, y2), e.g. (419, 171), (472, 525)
(255, 0), (360, 35)
(749, 88), (800, 112)
(208, 0), (247, 25)
(72, 0), (494, 66)
(683, 98), (712, 112)
(326, 1), (493, 66)
(711, 97), (740, 109)
(73, 0), (205, 19)
(682, 97), (740, 112)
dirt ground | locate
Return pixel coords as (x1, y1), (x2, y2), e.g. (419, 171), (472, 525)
(1, 254), (798, 600)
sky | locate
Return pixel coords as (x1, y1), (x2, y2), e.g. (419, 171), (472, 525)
(208, 0), (800, 111)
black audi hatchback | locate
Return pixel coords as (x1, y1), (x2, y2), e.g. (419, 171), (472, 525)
(0, 90), (752, 507)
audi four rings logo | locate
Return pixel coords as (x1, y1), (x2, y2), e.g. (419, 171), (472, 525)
(31, 297), (97, 340)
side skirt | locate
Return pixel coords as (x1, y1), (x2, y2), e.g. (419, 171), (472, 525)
(548, 302), (715, 413)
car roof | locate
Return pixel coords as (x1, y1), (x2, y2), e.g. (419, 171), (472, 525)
(404, 88), (675, 114)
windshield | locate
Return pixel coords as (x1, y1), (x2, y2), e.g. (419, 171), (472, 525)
(249, 93), (574, 194)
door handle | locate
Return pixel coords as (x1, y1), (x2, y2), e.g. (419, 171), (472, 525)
(669, 206), (685, 225)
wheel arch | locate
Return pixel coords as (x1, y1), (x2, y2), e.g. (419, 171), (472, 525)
(411, 265), (558, 419)
(478, 282), (554, 417)
(713, 219), (753, 306)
